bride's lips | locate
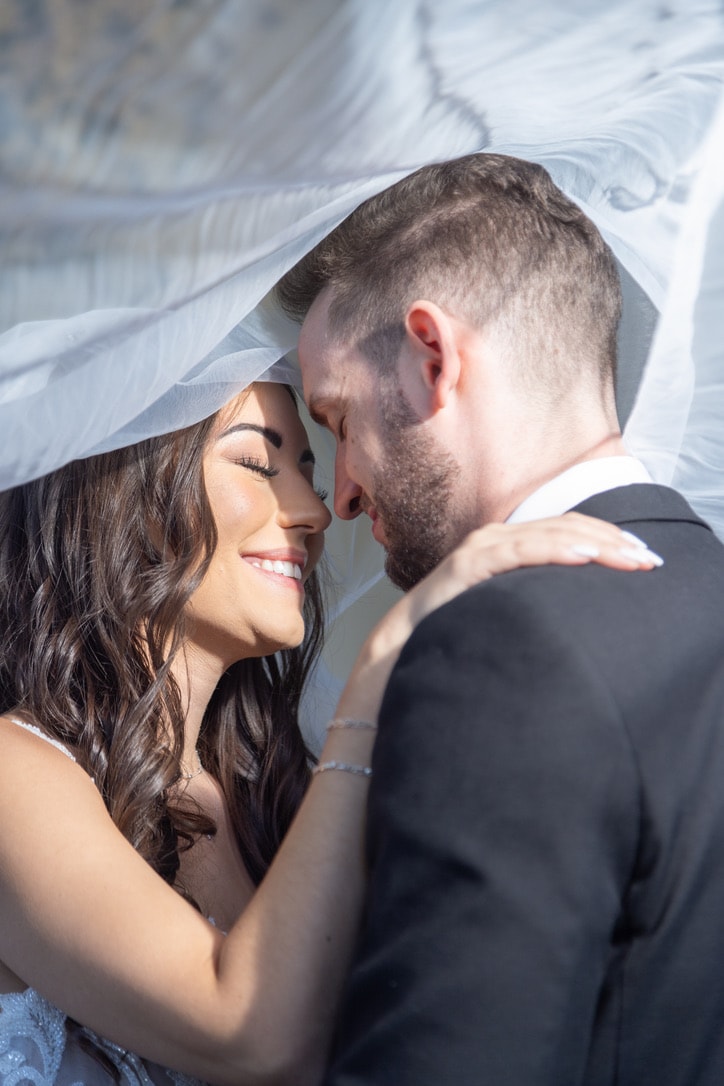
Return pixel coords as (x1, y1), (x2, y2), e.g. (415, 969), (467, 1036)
(242, 549), (307, 590)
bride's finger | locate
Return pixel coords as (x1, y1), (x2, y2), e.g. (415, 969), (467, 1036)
(445, 515), (663, 587)
(403, 518), (663, 629)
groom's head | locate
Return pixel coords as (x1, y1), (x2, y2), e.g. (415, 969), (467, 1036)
(277, 153), (623, 590)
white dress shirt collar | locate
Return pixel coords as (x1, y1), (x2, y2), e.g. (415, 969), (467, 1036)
(506, 456), (654, 524)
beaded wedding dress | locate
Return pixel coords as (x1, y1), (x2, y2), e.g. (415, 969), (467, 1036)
(0, 989), (203, 1086)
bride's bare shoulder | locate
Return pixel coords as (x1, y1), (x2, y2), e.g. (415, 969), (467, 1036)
(0, 713), (76, 759)
(0, 713), (99, 806)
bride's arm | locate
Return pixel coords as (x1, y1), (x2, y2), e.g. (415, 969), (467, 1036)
(0, 514), (658, 1086)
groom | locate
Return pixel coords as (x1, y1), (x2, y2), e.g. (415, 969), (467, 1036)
(277, 154), (724, 1084)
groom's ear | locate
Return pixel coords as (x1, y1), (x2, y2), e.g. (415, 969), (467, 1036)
(401, 301), (462, 416)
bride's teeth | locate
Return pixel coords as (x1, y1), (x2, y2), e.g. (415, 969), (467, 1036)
(255, 558), (303, 579)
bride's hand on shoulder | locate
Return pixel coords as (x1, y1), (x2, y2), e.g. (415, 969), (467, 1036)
(404, 512), (662, 629)
(336, 513), (662, 721)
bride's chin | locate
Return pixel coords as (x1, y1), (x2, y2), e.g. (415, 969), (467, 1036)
(239, 624), (307, 662)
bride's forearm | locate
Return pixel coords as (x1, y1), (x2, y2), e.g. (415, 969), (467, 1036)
(213, 627), (401, 1083)
(216, 724), (375, 1085)
(212, 583), (460, 1078)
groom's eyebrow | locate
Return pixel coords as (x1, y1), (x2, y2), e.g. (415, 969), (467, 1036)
(307, 397), (338, 429)
(307, 402), (327, 426)
(218, 422), (316, 465)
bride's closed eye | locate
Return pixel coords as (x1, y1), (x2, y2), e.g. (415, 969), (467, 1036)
(235, 453), (328, 503)
(234, 455), (279, 479)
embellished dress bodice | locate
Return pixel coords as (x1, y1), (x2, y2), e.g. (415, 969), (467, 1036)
(0, 987), (204, 1085)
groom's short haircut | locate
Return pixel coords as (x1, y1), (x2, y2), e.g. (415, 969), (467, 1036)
(276, 153), (622, 401)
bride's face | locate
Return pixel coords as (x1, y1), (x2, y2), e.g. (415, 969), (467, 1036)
(184, 383), (331, 670)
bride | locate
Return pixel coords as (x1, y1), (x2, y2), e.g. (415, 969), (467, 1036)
(0, 379), (657, 1085)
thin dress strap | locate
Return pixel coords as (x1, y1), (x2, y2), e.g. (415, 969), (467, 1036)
(4, 717), (77, 762)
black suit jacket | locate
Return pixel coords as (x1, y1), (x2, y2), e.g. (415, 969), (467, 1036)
(324, 485), (724, 1085)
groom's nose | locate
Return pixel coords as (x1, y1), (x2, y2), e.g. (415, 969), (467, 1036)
(333, 455), (363, 520)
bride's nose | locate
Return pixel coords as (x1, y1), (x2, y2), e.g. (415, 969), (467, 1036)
(277, 474), (331, 534)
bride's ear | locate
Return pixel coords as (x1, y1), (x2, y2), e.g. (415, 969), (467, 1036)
(400, 301), (462, 416)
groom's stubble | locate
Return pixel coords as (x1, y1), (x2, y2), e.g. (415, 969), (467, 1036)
(373, 379), (461, 592)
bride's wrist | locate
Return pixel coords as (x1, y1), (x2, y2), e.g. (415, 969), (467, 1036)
(363, 600), (415, 659)
(327, 717), (377, 733)
(333, 597), (417, 728)
(319, 724), (376, 766)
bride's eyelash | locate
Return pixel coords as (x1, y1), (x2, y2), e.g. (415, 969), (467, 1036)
(235, 455), (328, 500)
(235, 456), (279, 479)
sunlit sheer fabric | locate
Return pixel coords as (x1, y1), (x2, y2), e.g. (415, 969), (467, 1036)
(1, 0), (723, 738)
(1, 2), (723, 589)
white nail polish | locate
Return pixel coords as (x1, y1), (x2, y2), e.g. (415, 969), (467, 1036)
(572, 544), (600, 558)
(620, 547), (664, 566)
(621, 530), (648, 549)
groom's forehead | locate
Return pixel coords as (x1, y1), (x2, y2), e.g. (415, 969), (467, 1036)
(303, 359), (361, 432)
(298, 291), (338, 364)
(299, 302), (363, 401)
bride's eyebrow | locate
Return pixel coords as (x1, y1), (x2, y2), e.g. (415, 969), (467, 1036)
(218, 423), (316, 466)
(218, 423), (282, 448)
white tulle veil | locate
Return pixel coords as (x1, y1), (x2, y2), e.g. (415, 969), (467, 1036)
(1, 0), (723, 740)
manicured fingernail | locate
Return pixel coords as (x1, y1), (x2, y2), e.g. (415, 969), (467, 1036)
(621, 530), (648, 549)
(572, 544), (600, 558)
(620, 546), (664, 566)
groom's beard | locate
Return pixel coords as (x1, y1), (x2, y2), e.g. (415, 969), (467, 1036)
(374, 386), (459, 592)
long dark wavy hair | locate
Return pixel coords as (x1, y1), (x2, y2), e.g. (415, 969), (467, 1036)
(0, 394), (324, 890)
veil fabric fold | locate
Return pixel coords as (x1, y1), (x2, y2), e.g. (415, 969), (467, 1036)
(1, 1), (723, 733)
